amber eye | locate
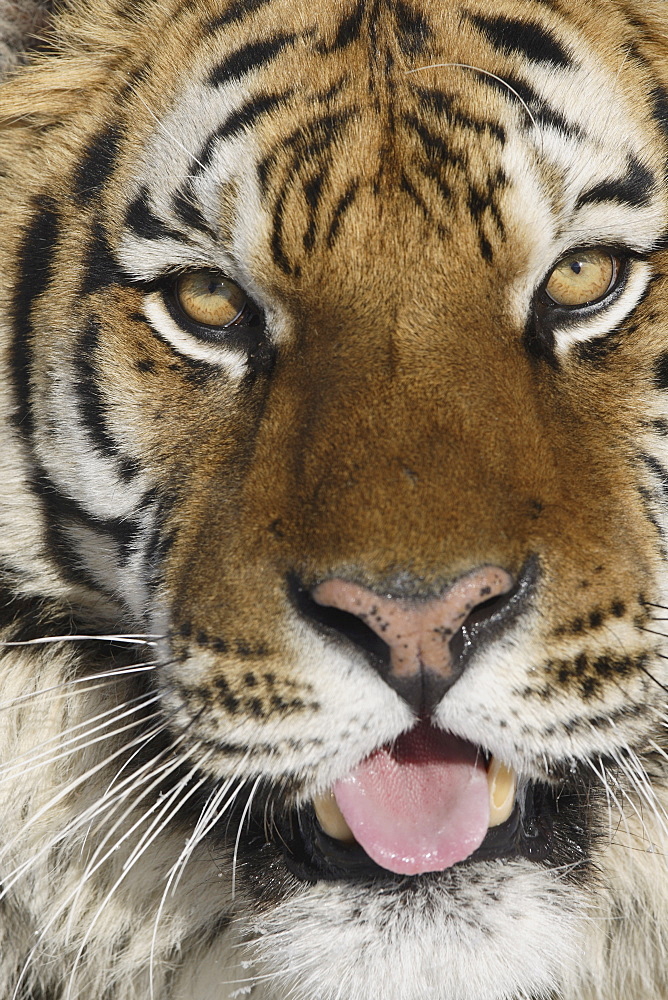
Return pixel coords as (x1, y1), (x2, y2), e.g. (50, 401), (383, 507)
(175, 270), (248, 327)
(544, 250), (620, 307)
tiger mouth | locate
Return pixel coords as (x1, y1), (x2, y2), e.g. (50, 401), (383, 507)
(270, 725), (561, 885)
(276, 782), (555, 886)
(311, 752), (518, 867)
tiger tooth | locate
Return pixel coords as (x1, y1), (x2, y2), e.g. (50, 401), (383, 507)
(313, 790), (356, 843)
(487, 757), (517, 827)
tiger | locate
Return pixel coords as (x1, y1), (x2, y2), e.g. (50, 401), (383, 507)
(2, 0), (668, 997)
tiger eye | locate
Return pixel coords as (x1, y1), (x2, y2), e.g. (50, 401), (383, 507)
(545, 250), (618, 307)
(176, 270), (247, 327)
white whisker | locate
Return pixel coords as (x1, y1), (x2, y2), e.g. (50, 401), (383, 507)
(405, 62), (541, 137)
(231, 774), (262, 900)
(0, 663), (158, 714)
(65, 752), (213, 1000)
(10, 740), (192, 1000)
(0, 633), (161, 647)
(0, 694), (162, 784)
(0, 708), (165, 892)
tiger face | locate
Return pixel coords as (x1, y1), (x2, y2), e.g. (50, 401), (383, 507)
(2, 1), (668, 998)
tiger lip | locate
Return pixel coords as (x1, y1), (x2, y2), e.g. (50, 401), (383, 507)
(314, 757), (518, 848)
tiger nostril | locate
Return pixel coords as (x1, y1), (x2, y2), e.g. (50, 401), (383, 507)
(291, 582), (392, 668)
(291, 562), (537, 714)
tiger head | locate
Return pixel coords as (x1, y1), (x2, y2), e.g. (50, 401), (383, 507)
(2, 1), (668, 998)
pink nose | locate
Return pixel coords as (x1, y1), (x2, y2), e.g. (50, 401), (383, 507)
(311, 566), (515, 712)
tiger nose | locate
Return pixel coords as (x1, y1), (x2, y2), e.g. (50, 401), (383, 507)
(309, 566), (517, 714)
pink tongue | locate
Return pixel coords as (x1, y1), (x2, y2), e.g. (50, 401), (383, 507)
(333, 723), (489, 875)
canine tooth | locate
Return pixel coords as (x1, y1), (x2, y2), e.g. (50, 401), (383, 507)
(313, 791), (356, 843)
(487, 757), (516, 827)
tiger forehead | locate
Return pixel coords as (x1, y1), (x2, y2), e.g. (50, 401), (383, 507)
(109, 0), (666, 274)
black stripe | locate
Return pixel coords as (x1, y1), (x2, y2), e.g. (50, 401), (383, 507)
(402, 112), (466, 172)
(269, 184), (292, 273)
(393, 0), (432, 57)
(10, 197), (61, 438)
(73, 125), (123, 204)
(650, 85), (668, 146)
(190, 90), (294, 180)
(638, 484), (665, 543)
(30, 464), (139, 587)
(653, 351), (668, 390)
(318, 0), (365, 53)
(400, 171), (436, 226)
(171, 185), (216, 237)
(257, 106), (357, 192)
(466, 169), (507, 261)
(81, 218), (123, 295)
(413, 86), (506, 143)
(573, 332), (622, 366)
(125, 187), (186, 242)
(640, 452), (668, 500)
(204, 0), (275, 33)
(303, 170), (326, 251)
(467, 13), (571, 67)
(208, 32), (297, 87)
(73, 317), (141, 480)
(0, 580), (76, 644)
(326, 179), (359, 248)
(263, 110), (358, 263)
(218, 89), (295, 142)
(575, 157), (654, 209)
(417, 161), (452, 208)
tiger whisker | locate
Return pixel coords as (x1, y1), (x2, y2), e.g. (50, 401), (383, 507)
(11, 738), (194, 1000)
(605, 751), (665, 846)
(0, 693), (162, 783)
(167, 765), (250, 897)
(638, 662), (668, 695)
(0, 663), (158, 714)
(639, 626), (668, 641)
(68, 741), (200, 933)
(614, 746), (668, 842)
(0, 707), (166, 888)
(405, 62), (541, 139)
(0, 633), (162, 647)
(149, 765), (251, 1000)
(64, 753), (213, 1000)
(0, 721), (171, 894)
(77, 725), (181, 861)
(587, 756), (633, 843)
(231, 774), (263, 901)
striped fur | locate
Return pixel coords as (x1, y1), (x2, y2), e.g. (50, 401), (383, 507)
(2, 1), (668, 998)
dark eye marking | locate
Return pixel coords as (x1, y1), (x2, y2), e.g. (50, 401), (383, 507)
(575, 157), (655, 210)
(125, 187), (188, 243)
(466, 13), (572, 68)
